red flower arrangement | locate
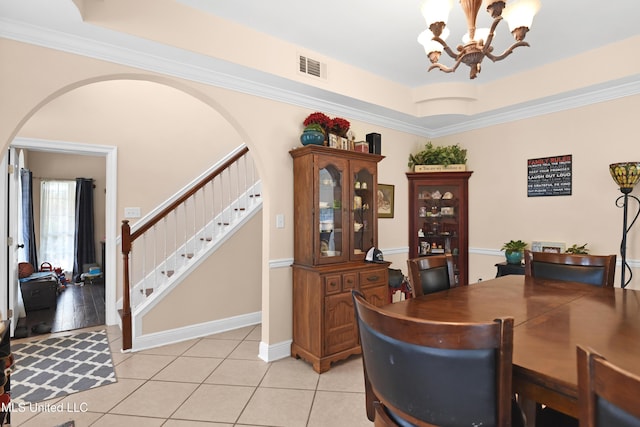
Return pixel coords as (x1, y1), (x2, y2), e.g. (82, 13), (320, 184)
(331, 117), (350, 137)
(303, 112), (351, 138)
(303, 112), (331, 133)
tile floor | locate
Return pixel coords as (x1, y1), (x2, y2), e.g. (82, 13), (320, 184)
(10, 324), (372, 427)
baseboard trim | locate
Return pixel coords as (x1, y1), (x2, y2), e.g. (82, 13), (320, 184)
(259, 339), (292, 363)
(132, 311), (262, 352)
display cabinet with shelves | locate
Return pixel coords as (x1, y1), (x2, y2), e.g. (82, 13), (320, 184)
(407, 171), (473, 286)
(290, 145), (388, 373)
(292, 150), (379, 265)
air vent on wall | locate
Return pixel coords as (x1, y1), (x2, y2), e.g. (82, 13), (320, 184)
(299, 55), (327, 79)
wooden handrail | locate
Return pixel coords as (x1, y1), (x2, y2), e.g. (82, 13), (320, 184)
(130, 146), (249, 241)
(120, 145), (250, 350)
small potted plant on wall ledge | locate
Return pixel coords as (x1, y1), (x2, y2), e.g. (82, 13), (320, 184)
(408, 142), (467, 172)
(501, 240), (528, 265)
(565, 243), (589, 254)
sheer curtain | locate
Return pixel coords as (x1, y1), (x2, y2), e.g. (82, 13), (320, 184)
(40, 180), (76, 271)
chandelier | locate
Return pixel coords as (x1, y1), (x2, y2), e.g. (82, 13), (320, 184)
(418, 0), (540, 79)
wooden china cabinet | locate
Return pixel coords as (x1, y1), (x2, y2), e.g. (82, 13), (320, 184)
(407, 171), (473, 286)
(289, 145), (389, 373)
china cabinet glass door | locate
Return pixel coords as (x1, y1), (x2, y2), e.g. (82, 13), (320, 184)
(317, 158), (348, 263)
(350, 161), (376, 261)
(415, 183), (460, 275)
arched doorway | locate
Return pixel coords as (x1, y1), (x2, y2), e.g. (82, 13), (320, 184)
(4, 77), (262, 348)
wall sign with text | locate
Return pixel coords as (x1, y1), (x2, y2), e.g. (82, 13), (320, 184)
(527, 155), (572, 197)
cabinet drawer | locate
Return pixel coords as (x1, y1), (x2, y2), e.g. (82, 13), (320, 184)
(359, 269), (387, 288)
(342, 273), (357, 291)
(324, 275), (342, 295)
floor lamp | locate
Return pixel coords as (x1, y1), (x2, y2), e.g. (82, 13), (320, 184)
(609, 162), (640, 288)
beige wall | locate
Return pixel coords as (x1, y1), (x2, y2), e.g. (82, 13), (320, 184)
(16, 79), (245, 218)
(143, 211), (262, 334)
(433, 95), (640, 287)
(79, 0), (415, 117)
(0, 39), (423, 346)
(1, 35), (639, 350)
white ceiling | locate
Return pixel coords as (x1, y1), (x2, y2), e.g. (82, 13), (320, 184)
(1, 0), (639, 135)
(176, 0), (640, 87)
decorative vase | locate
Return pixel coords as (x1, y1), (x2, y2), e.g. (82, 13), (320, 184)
(505, 251), (523, 265)
(300, 130), (325, 146)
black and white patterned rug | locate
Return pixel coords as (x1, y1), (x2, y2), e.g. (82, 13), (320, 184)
(11, 330), (117, 403)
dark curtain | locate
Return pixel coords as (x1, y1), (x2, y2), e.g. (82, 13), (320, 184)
(73, 178), (95, 282)
(20, 168), (38, 266)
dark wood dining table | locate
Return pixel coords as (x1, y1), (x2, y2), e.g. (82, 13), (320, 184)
(381, 275), (640, 424)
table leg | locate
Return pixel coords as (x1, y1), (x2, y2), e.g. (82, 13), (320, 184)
(518, 395), (537, 427)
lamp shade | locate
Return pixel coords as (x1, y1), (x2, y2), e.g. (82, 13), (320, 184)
(421, 0), (453, 26)
(418, 30), (441, 55)
(418, 28), (450, 54)
(502, 0), (540, 32)
(610, 162), (640, 193)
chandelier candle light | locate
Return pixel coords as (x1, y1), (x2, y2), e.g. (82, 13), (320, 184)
(609, 162), (640, 288)
(418, 0), (540, 79)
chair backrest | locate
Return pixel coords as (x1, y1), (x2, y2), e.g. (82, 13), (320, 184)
(352, 290), (515, 427)
(406, 254), (456, 297)
(524, 250), (616, 287)
(577, 345), (640, 427)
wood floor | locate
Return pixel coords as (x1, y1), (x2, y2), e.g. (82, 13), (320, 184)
(16, 280), (105, 338)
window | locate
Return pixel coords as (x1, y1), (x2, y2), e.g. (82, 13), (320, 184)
(40, 180), (76, 271)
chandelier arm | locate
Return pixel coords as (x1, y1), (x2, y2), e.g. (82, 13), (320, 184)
(482, 17), (503, 51)
(428, 63), (454, 74)
(433, 37), (459, 60)
(428, 58), (463, 74)
(485, 41), (530, 62)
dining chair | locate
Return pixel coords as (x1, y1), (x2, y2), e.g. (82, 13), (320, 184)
(406, 254), (456, 298)
(351, 289), (525, 427)
(577, 345), (640, 427)
(524, 250), (616, 287)
(527, 249), (617, 426)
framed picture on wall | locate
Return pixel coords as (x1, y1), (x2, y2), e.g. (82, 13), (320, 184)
(531, 241), (566, 253)
(377, 184), (394, 218)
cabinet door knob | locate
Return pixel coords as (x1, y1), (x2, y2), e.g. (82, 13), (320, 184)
(367, 276), (379, 282)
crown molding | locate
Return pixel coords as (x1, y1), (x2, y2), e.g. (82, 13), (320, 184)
(2, 17), (638, 138)
(430, 76), (640, 137)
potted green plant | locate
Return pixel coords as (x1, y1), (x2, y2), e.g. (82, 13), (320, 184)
(408, 142), (467, 172)
(565, 243), (589, 254)
(501, 240), (528, 265)
(303, 123), (324, 133)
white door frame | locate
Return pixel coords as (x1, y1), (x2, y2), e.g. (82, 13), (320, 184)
(1, 148), (20, 335)
(10, 137), (118, 326)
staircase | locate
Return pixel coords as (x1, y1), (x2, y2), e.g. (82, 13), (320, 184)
(120, 145), (261, 350)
